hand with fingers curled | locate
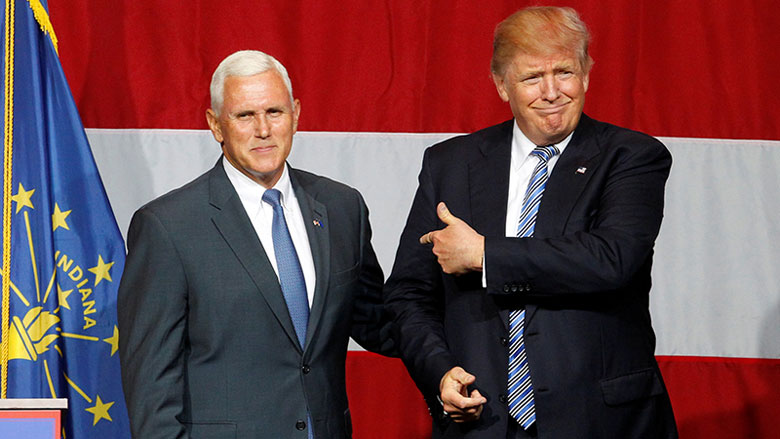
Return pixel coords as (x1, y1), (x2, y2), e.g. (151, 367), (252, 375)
(419, 202), (484, 275)
(439, 366), (487, 423)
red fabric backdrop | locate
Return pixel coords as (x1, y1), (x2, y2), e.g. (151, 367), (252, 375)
(52, 1), (778, 139)
(48, 1), (780, 437)
(347, 354), (780, 438)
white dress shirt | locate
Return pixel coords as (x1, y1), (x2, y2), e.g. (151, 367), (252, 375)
(483, 121), (574, 285)
(223, 158), (316, 307)
(504, 121), (573, 237)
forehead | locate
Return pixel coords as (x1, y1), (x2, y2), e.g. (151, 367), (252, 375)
(507, 51), (579, 73)
(222, 71), (291, 109)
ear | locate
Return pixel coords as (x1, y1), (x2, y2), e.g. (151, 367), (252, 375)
(292, 99), (301, 132)
(582, 70), (590, 93)
(492, 73), (510, 102)
(206, 109), (224, 143)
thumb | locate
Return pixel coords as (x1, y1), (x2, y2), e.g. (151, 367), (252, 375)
(452, 366), (476, 386)
(470, 388), (487, 404)
(437, 202), (459, 225)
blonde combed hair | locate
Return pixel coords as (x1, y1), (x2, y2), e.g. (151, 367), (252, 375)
(491, 6), (593, 76)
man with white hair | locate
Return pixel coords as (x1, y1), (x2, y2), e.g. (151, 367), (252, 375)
(118, 50), (394, 438)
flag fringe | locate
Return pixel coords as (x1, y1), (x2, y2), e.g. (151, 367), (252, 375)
(27, 0), (57, 55)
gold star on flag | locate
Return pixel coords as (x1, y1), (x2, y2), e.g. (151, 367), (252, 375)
(88, 255), (114, 286)
(85, 395), (114, 425)
(103, 325), (120, 356)
(11, 183), (35, 213)
(57, 284), (73, 310)
(52, 203), (72, 231)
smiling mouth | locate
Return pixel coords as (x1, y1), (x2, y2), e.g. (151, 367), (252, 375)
(534, 103), (569, 114)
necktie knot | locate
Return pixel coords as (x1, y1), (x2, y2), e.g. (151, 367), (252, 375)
(262, 188), (283, 207)
(530, 144), (560, 164)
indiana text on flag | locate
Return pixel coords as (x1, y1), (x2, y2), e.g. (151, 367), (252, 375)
(1, 1), (130, 437)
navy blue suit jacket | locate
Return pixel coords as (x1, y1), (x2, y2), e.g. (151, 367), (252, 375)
(385, 115), (678, 438)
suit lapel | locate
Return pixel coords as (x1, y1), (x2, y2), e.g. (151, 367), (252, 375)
(526, 115), (602, 325)
(468, 121), (513, 331)
(469, 121), (513, 237)
(207, 161), (303, 352)
(290, 169), (330, 352)
(536, 115), (602, 238)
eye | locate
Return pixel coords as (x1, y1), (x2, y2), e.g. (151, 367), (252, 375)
(557, 71), (574, 79)
(267, 108), (284, 117)
(236, 112), (254, 120)
(521, 75), (542, 85)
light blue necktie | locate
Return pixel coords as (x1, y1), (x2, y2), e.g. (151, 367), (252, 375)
(508, 145), (559, 429)
(262, 188), (309, 347)
(263, 189), (314, 439)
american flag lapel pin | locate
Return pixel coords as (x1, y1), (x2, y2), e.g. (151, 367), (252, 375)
(576, 166), (587, 174)
(313, 218), (324, 228)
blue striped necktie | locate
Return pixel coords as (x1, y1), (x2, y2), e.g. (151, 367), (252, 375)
(508, 144), (559, 429)
(262, 188), (310, 348)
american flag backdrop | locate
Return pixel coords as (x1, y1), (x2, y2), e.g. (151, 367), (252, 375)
(49, 1), (779, 437)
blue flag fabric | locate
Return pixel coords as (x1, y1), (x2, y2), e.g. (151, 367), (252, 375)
(2, 1), (130, 437)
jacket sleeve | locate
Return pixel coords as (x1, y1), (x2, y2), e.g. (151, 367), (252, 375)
(486, 135), (672, 299)
(118, 207), (189, 439)
(384, 148), (458, 407)
(349, 191), (398, 357)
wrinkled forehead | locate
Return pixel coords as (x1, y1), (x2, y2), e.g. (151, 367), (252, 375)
(221, 72), (294, 108)
(506, 50), (582, 74)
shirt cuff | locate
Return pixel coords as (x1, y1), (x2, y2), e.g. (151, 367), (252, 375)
(481, 253), (487, 288)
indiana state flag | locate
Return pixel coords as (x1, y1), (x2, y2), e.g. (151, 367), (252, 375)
(1, 1), (130, 437)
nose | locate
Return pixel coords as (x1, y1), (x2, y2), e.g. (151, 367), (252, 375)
(254, 115), (271, 138)
(540, 75), (560, 102)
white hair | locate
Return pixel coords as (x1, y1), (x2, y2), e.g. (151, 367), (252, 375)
(209, 50), (294, 115)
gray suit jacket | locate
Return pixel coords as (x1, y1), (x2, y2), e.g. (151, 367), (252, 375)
(118, 160), (393, 438)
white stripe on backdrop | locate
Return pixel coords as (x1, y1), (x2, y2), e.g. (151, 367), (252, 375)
(87, 129), (780, 360)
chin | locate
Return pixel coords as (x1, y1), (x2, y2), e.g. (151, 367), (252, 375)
(543, 121), (572, 137)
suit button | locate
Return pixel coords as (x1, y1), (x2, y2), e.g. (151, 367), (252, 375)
(510, 285), (519, 293)
(500, 337), (508, 346)
(295, 420), (306, 430)
(302, 365), (311, 374)
(498, 394), (507, 404)
(503, 284), (511, 293)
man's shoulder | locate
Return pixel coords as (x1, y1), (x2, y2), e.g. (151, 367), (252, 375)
(583, 115), (666, 150)
(290, 167), (362, 203)
(136, 165), (215, 217)
(425, 119), (514, 159)
(575, 116), (671, 172)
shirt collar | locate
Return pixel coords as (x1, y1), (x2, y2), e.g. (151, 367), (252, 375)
(222, 157), (296, 215)
(511, 120), (575, 166)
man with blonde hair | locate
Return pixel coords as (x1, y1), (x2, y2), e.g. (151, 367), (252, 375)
(386, 6), (678, 438)
(118, 50), (395, 438)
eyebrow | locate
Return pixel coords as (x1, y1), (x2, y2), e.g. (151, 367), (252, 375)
(520, 66), (577, 80)
(553, 62), (577, 71)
